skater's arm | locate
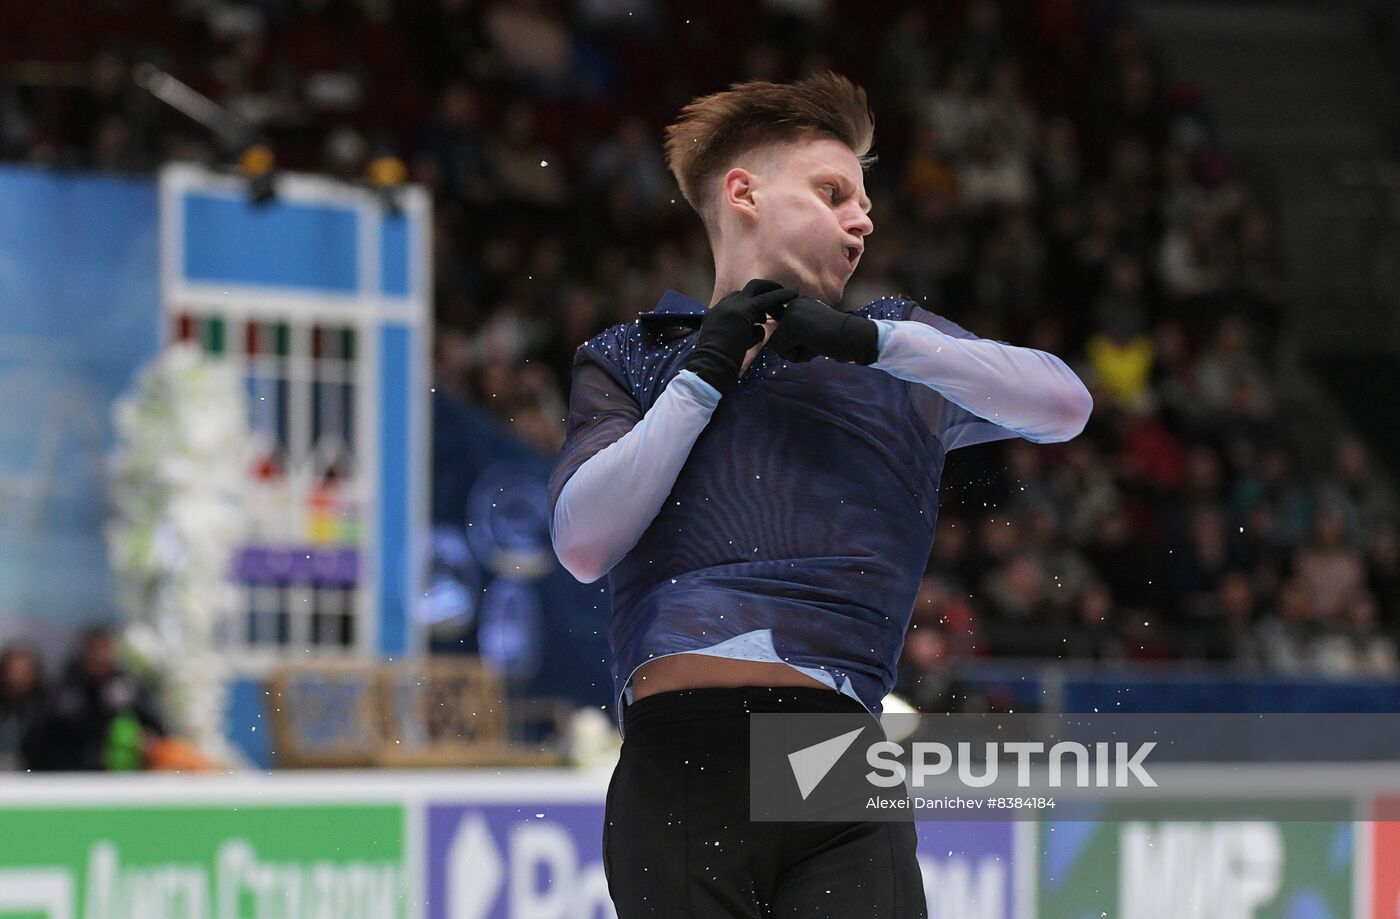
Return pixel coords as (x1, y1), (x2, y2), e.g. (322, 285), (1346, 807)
(868, 311), (1091, 444)
(548, 353), (721, 584)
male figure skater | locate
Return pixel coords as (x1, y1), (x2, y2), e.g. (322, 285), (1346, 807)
(547, 73), (1092, 917)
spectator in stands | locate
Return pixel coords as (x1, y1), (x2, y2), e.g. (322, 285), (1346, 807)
(208, 10), (300, 133)
(1003, 439), (1055, 512)
(899, 576), (984, 709)
(0, 643), (45, 771)
(1034, 114), (1084, 203)
(1169, 505), (1236, 619)
(900, 189), (972, 310)
(1180, 444), (1227, 509)
(1072, 194), (1127, 307)
(983, 59), (1038, 159)
(490, 102), (568, 210)
(322, 126), (369, 181)
(912, 574), (984, 659)
(1050, 440), (1120, 544)
(1312, 591), (1399, 679)
(64, 50), (148, 170)
(1367, 520), (1400, 632)
(1024, 502), (1095, 602)
(921, 60), (985, 160)
(900, 120), (960, 207)
(22, 626), (165, 772)
(433, 324), (477, 405)
(1118, 403), (1188, 493)
(1106, 135), (1157, 231)
(483, 0), (574, 94)
(409, 0), (503, 89)
(984, 551), (1050, 623)
(1254, 577), (1316, 674)
(1064, 582), (1125, 660)
(874, 8), (938, 114)
(1213, 571), (1263, 664)
(1214, 370), (1275, 451)
(0, 78), (33, 160)
(960, 128), (1035, 214)
(977, 207), (1045, 325)
(927, 513), (978, 593)
(959, 0), (1014, 82)
(418, 83), (501, 211)
(1194, 316), (1271, 419)
(1294, 508), (1366, 621)
(1246, 443), (1313, 546)
(1231, 499), (1289, 603)
(586, 115), (670, 213)
(1158, 145), (1209, 230)
(1093, 33), (1168, 148)
(1319, 438), (1397, 547)
(507, 365), (567, 457)
(895, 626), (956, 712)
(1085, 255), (1153, 410)
(1158, 207), (1235, 301)
(1082, 503), (1160, 617)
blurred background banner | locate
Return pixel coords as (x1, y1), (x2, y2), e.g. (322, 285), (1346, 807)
(0, 790), (409, 918)
(0, 165), (159, 646)
(429, 391), (611, 708)
(154, 164), (436, 766)
(159, 164), (432, 664)
(915, 821), (1017, 917)
(425, 800), (612, 919)
(1037, 818), (1353, 919)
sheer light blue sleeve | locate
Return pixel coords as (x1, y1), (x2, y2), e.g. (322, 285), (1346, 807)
(549, 362), (720, 584)
(869, 315), (1092, 447)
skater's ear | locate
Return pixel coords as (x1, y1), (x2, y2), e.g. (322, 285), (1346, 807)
(720, 167), (760, 225)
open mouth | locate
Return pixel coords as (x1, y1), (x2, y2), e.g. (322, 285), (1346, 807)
(843, 246), (861, 270)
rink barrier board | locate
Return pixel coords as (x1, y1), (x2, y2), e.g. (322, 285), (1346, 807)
(2, 768), (1399, 919)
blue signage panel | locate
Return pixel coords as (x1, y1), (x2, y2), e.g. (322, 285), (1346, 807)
(182, 193), (359, 293)
(0, 166), (159, 637)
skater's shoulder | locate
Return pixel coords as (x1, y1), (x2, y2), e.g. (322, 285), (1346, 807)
(851, 297), (980, 340)
(848, 295), (918, 322)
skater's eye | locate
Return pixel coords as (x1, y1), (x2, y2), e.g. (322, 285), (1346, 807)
(821, 184), (839, 202)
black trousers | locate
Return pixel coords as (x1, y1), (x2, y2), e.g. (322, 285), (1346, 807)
(603, 686), (927, 918)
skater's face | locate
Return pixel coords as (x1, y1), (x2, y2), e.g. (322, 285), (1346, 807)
(718, 135), (873, 305)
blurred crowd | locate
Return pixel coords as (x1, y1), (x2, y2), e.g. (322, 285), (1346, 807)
(0, 629), (167, 772)
(2, 0), (1396, 707)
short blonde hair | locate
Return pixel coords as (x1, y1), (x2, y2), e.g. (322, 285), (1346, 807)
(663, 72), (875, 229)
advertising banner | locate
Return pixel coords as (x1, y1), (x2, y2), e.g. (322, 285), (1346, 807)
(425, 802), (611, 919)
(1, 772), (1385, 919)
(425, 801), (1021, 919)
(916, 822), (1018, 919)
(1373, 797), (1400, 919)
(1038, 814), (1354, 919)
(0, 803), (407, 919)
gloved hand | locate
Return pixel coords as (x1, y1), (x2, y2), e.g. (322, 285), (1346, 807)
(685, 279), (798, 395)
(768, 296), (880, 365)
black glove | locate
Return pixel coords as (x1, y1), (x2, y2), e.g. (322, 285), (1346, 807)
(684, 279), (798, 395)
(768, 296), (880, 365)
